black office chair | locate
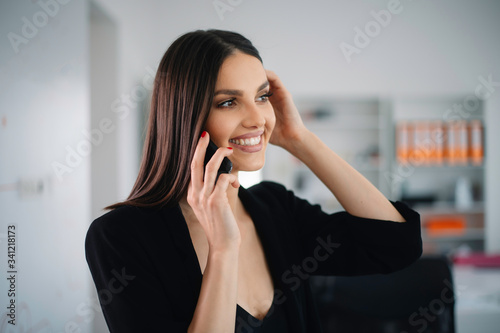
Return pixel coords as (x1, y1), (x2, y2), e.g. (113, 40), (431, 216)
(310, 255), (455, 333)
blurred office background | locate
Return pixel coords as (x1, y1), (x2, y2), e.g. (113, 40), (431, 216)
(1, 0), (499, 332)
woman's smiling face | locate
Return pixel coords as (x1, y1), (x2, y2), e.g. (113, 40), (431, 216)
(205, 51), (276, 173)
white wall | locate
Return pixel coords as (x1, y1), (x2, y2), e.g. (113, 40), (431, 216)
(93, 0), (500, 97)
(0, 0), (93, 331)
(0, 0), (499, 332)
(90, 1), (119, 220)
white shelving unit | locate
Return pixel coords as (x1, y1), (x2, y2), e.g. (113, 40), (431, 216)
(391, 97), (485, 253)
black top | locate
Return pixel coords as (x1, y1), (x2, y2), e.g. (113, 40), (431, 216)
(85, 181), (422, 333)
(236, 295), (289, 332)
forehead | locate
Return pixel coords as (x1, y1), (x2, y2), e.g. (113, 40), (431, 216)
(215, 52), (266, 90)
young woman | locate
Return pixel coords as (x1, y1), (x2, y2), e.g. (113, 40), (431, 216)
(85, 29), (422, 333)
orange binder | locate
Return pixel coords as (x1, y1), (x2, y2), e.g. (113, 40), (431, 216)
(411, 121), (429, 165)
(457, 120), (468, 165)
(446, 121), (458, 165)
(430, 121), (444, 165)
(469, 120), (484, 166)
(426, 215), (466, 237)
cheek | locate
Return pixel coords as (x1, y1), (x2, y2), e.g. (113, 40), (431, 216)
(205, 113), (236, 142)
(205, 114), (223, 138)
(266, 107), (276, 132)
(206, 111), (225, 131)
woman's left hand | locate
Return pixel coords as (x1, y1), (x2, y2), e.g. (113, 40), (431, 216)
(266, 70), (308, 151)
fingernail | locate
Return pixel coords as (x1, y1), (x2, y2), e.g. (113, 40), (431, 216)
(227, 147), (233, 150)
(201, 131), (207, 138)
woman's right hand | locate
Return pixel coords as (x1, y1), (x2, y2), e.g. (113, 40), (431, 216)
(186, 131), (241, 252)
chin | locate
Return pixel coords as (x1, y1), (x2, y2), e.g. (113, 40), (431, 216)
(234, 158), (265, 173)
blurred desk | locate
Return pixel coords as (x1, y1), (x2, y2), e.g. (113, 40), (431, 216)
(454, 265), (500, 333)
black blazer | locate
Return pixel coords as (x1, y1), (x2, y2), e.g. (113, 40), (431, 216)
(85, 181), (422, 332)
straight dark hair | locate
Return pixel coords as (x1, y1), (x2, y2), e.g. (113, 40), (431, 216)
(106, 30), (263, 210)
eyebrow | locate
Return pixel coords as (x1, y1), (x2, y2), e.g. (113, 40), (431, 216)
(214, 81), (269, 97)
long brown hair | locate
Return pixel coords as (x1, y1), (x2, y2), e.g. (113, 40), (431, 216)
(106, 30), (263, 210)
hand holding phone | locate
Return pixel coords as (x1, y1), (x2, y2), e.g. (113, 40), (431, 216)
(204, 140), (233, 183)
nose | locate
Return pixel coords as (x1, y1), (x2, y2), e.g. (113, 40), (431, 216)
(242, 102), (266, 128)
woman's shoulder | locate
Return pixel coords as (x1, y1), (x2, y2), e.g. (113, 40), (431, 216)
(86, 203), (179, 238)
(89, 205), (151, 230)
(85, 203), (184, 262)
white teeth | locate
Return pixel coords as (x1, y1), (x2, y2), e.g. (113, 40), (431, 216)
(230, 135), (262, 146)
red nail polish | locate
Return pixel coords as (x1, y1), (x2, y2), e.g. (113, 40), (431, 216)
(201, 131), (207, 138)
(227, 147), (233, 150)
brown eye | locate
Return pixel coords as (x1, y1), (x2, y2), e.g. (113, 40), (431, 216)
(257, 92), (273, 102)
(217, 98), (236, 108)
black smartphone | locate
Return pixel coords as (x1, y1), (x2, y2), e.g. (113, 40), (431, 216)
(204, 140), (233, 182)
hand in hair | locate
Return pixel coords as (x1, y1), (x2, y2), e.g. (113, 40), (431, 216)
(266, 70), (308, 152)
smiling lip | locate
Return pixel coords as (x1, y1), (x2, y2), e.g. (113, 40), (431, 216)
(228, 131), (264, 153)
(229, 138), (263, 153)
(229, 130), (264, 141)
